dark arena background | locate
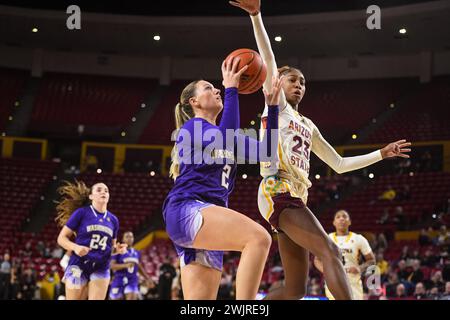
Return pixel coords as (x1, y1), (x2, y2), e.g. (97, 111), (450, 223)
(0, 0), (449, 307)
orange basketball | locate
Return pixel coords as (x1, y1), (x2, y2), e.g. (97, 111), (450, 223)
(225, 48), (267, 95)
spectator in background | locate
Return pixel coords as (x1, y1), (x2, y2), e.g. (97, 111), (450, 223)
(378, 185), (396, 201)
(428, 287), (440, 300)
(396, 260), (410, 282)
(43, 242), (52, 258)
(395, 283), (407, 298)
(413, 282), (428, 300)
(20, 267), (37, 300)
(36, 241), (45, 257)
(427, 271), (445, 292)
(393, 206), (407, 230)
(373, 233), (389, 252)
(440, 281), (450, 300)
(418, 228), (431, 246)
(158, 257), (176, 300)
(436, 225), (450, 246)
(408, 259), (424, 284)
(51, 245), (64, 259)
(399, 246), (411, 261)
(376, 252), (389, 277)
(0, 253), (12, 299)
(22, 242), (33, 257)
(410, 249), (420, 262)
(39, 268), (61, 300)
(386, 272), (400, 297)
(376, 208), (390, 225)
(422, 248), (438, 268)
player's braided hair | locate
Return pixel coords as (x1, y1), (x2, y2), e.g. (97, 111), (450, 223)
(55, 180), (91, 227)
(169, 80), (199, 180)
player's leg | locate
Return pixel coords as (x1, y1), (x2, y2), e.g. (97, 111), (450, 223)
(88, 279), (110, 300)
(63, 265), (89, 300)
(125, 292), (138, 300)
(65, 286), (88, 300)
(264, 232), (309, 300)
(192, 205), (272, 300)
(87, 269), (111, 300)
(278, 206), (353, 300)
(180, 262), (222, 299)
(124, 284), (139, 300)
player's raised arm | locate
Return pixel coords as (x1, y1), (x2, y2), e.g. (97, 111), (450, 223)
(312, 123), (411, 174)
(230, 0), (287, 110)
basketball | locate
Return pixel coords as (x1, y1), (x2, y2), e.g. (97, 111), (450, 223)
(225, 48), (267, 94)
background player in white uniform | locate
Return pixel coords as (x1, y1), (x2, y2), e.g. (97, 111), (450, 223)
(314, 210), (376, 300)
(230, 0), (411, 300)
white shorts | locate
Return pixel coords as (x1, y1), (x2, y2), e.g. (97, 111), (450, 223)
(257, 176), (306, 231)
(325, 275), (364, 300)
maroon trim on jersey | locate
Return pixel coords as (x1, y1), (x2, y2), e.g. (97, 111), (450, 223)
(269, 192), (306, 231)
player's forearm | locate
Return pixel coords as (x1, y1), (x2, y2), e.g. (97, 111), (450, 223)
(360, 259), (376, 274)
(314, 135), (383, 174)
(218, 87), (239, 131)
(250, 13), (277, 88)
(57, 234), (77, 252)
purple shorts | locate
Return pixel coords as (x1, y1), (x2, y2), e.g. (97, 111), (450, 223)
(109, 284), (139, 299)
(63, 257), (110, 289)
(163, 198), (224, 271)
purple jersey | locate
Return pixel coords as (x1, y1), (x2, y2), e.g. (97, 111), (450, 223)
(111, 248), (141, 285)
(66, 205), (119, 265)
(164, 87), (278, 208)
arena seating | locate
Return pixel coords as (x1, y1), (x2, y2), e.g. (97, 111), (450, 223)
(29, 72), (157, 134)
(0, 68), (29, 131)
(320, 172), (450, 233)
(0, 158), (58, 256)
(300, 77), (419, 144)
(367, 76), (450, 143)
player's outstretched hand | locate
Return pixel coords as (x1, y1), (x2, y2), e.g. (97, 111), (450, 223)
(263, 75), (283, 106)
(380, 139), (411, 159)
(115, 242), (128, 255)
(222, 57), (248, 89)
(74, 245), (90, 257)
(229, 0), (261, 16)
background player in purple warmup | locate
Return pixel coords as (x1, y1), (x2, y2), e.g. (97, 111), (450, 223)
(109, 231), (154, 300)
(56, 181), (127, 300)
(163, 58), (282, 299)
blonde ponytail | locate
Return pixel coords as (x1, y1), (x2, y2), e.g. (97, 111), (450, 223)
(55, 180), (91, 227)
(169, 80), (199, 180)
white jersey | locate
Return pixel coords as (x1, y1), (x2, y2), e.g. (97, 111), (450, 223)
(260, 103), (317, 204)
(329, 232), (373, 271)
(325, 232), (372, 300)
